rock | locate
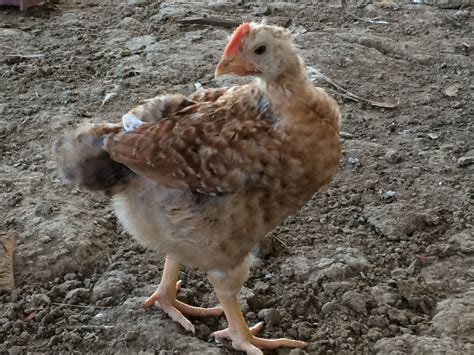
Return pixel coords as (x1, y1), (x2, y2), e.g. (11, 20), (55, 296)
(342, 291), (367, 314)
(258, 308), (281, 326)
(91, 270), (136, 302)
(388, 308), (409, 325)
(126, 35), (155, 54)
(432, 289), (474, 340)
(380, 190), (397, 203)
(253, 281), (270, 293)
(297, 323), (312, 340)
(198, 324), (211, 338)
(50, 280), (82, 298)
(371, 285), (399, 306)
(117, 17), (144, 31)
(30, 293), (50, 307)
(397, 279), (435, 314)
(448, 232), (474, 254)
(367, 327), (383, 341)
(457, 155), (474, 167)
(348, 157), (361, 166)
(125, 330), (139, 341)
(321, 301), (339, 315)
(323, 281), (354, 295)
(364, 203), (431, 241)
(127, 0), (146, 5)
(289, 349), (306, 355)
(65, 288), (91, 304)
(280, 247), (371, 283)
(384, 149), (402, 164)
(34, 203), (53, 216)
(64, 272), (77, 281)
(8, 346), (21, 355)
(375, 334), (468, 354)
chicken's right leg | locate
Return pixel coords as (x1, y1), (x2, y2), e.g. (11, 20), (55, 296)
(144, 256), (223, 333)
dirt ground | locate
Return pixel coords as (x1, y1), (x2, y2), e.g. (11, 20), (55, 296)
(1, 0), (473, 354)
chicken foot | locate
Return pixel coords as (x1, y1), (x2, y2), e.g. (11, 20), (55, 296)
(208, 258), (308, 355)
(144, 256), (223, 333)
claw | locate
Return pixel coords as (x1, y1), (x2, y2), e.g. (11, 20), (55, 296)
(212, 322), (307, 354)
(144, 280), (223, 333)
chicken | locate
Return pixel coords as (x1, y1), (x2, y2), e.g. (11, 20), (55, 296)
(54, 22), (341, 355)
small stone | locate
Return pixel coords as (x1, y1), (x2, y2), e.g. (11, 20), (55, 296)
(342, 291), (367, 314)
(258, 308), (281, 326)
(64, 273), (77, 281)
(30, 293), (50, 307)
(254, 281), (270, 293)
(388, 308), (409, 325)
(348, 157), (361, 166)
(117, 17), (143, 31)
(367, 327), (382, 340)
(127, 0), (146, 5)
(321, 301), (339, 315)
(65, 288), (90, 304)
(427, 133), (439, 140)
(125, 330), (139, 341)
(297, 323), (312, 340)
(34, 203), (53, 216)
(198, 324), (211, 338)
(289, 349), (306, 355)
(384, 149), (402, 164)
(8, 346), (21, 355)
(457, 156), (474, 167)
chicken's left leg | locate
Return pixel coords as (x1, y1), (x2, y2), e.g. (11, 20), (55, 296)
(144, 256), (223, 333)
(208, 257), (308, 355)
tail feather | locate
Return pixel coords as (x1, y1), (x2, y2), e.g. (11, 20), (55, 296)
(53, 123), (133, 195)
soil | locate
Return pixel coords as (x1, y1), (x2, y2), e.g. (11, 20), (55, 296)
(1, 1), (473, 354)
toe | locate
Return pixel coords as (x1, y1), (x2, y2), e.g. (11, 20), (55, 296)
(163, 304), (196, 333)
(143, 293), (159, 308)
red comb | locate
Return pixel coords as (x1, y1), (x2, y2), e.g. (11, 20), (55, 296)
(223, 23), (250, 57)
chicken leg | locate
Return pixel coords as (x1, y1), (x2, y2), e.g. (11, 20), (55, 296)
(208, 258), (308, 355)
(144, 256), (223, 333)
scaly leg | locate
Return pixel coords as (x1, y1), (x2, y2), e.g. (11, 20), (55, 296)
(208, 257), (308, 355)
(144, 256), (223, 333)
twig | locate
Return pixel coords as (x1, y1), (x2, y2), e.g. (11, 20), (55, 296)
(270, 235), (288, 248)
(308, 66), (399, 109)
(181, 17), (241, 29)
(51, 302), (115, 309)
(66, 325), (114, 330)
(6, 53), (45, 60)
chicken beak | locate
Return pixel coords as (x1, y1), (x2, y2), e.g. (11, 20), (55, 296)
(214, 56), (259, 78)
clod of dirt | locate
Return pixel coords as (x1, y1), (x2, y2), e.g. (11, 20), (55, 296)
(384, 149), (402, 164)
(91, 270), (137, 303)
(432, 289), (474, 340)
(342, 290), (368, 314)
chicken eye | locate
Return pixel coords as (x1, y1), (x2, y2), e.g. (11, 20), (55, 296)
(254, 45), (266, 55)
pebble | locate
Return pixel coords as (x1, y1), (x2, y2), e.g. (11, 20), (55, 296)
(30, 293), (51, 307)
(384, 149), (402, 164)
(348, 157), (361, 166)
(8, 346), (21, 355)
(254, 281), (270, 293)
(457, 156), (474, 167)
(258, 308), (281, 326)
(321, 301), (339, 315)
(65, 288), (91, 304)
(125, 330), (139, 341)
(198, 324), (211, 338)
(342, 291), (367, 314)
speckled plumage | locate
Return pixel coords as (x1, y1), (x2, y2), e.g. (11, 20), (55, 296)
(54, 22), (342, 353)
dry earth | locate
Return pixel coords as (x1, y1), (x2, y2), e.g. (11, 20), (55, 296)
(0, 0), (473, 354)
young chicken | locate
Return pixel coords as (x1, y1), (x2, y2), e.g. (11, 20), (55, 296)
(54, 23), (341, 355)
